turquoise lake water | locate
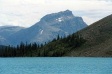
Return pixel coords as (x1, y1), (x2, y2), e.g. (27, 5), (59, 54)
(0, 57), (112, 74)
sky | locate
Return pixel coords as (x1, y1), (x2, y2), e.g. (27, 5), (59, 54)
(0, 0), (112, 27)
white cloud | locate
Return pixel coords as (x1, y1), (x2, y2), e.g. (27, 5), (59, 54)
(0, 0), (112, 27)
(82, 16), (99, 25)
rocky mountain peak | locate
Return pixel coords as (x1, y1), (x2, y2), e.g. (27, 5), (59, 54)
(59, 10), (73, 16)
(40, 10), (74, 22)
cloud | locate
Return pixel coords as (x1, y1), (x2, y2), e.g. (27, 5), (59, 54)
(0, 0), (112, 27)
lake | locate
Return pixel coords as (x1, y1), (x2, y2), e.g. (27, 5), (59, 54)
(0, 57), (112, 74)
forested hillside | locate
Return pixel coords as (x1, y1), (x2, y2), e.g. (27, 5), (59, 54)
(66, 14), (112, 57)
(0, 33), (86, 57)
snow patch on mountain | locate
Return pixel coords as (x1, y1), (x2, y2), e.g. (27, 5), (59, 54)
(56, 17), (63, 22)
(40, 30), (43, 34)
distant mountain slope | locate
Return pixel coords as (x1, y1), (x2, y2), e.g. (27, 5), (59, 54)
(66, 14), (112, 57)
(8, 10), (87, 45)
(0, 26), (25, 38)
(0, 26), (25, 45)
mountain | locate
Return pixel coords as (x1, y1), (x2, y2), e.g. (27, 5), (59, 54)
(0, 26), (25, 45)
(65, 14), (112, 57)
(8, 10), (87, 45)
(27, 14), (112, 57)
(1, 14), (112, 57)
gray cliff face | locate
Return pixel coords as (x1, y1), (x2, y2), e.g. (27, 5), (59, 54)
(0, 10), (87, 45)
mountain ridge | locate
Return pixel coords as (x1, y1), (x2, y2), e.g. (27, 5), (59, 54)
(0, 26), (25, 45)
(7, 10), (87, 45)
(66, 14), (112, 57)
(9, 10), (87, 44)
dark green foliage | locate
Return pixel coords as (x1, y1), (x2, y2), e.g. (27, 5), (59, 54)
(0, 33), (86, 57)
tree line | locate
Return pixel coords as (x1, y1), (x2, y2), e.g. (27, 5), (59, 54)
(0, 33), (86, 57)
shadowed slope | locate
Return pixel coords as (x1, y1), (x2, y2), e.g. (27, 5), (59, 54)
(66, 14), (112, 57)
